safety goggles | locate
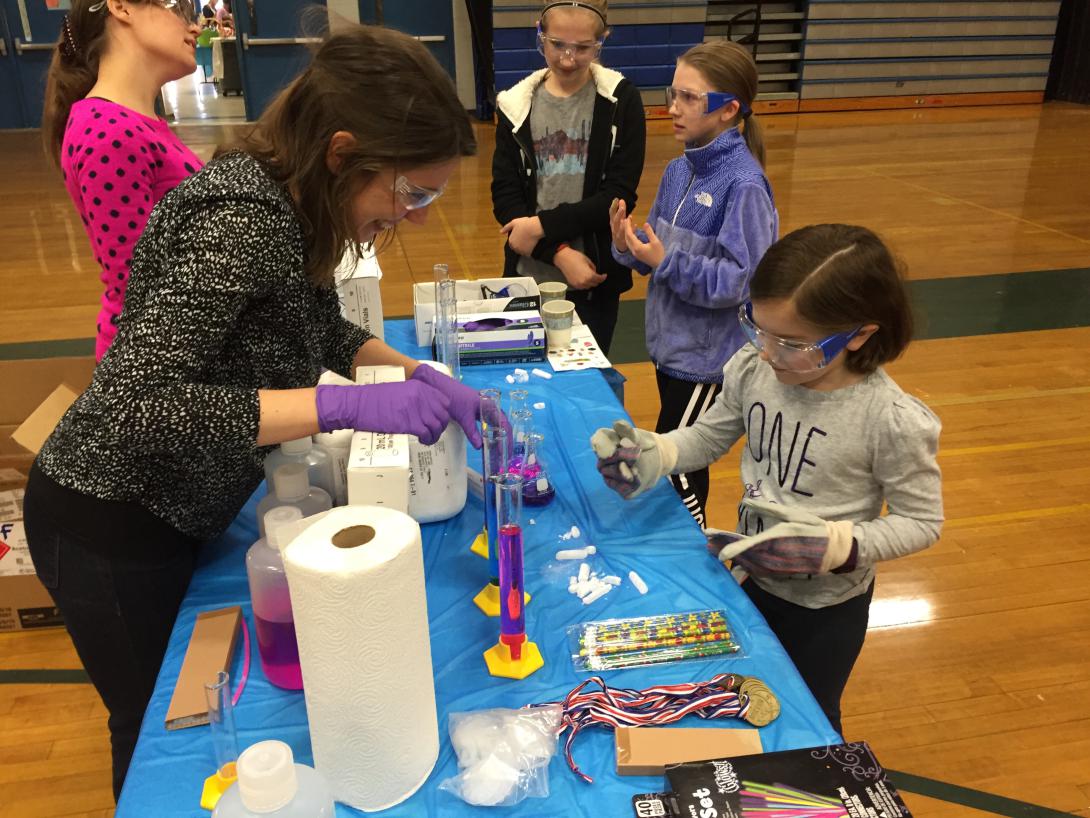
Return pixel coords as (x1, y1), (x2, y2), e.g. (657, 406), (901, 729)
(536, 27), (603, 61)
(738, 302), (861, 373)
(666, 86), (750, 117)
(89, 0), (196, 19)
(393, 175), (445, 211)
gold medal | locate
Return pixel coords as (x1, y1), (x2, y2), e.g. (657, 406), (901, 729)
(739, 677), (781, 726)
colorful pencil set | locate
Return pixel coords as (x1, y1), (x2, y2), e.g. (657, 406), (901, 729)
(568, 609), (742, 672)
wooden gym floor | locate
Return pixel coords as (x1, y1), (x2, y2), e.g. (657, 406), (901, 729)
(1, 102), (1088, 817)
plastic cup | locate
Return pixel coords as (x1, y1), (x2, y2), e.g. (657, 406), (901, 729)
(538, 281), (568, 305)
(541, 299), (575, 351)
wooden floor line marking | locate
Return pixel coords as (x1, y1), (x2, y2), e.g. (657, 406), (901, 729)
(866, 168), (1090, 248)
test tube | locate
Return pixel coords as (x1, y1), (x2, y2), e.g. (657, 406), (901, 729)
(509, 388), (529, 416)
(480, 389), (507, 585)
(508, 409), (532, 471)
(204, 671), (239, 780)
(495, 473), (527, 660)
(434, 264), (461, 382)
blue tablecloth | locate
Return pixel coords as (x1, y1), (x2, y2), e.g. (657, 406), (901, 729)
(116, 320), (838, 818)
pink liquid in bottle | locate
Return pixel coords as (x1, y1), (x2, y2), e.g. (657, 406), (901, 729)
(254, 609), (303, 690)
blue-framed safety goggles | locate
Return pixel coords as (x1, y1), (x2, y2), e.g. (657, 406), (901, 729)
(666, 86), (751, 117)
(739, 302), (862, 373)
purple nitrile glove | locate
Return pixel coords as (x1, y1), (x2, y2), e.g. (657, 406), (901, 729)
(315, 382), (450, 446)
(479, 396), (513, 444)
(409, 363), (483, 448)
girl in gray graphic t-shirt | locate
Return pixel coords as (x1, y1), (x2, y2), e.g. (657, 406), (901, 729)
(491, 0), (646, 355)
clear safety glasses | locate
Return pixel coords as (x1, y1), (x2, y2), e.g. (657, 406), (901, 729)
(393, 175), (445, 211)
(536, 28), (603, 62)
(89, 0), (196, 20)
(738, 302), (861, 373)
(665, 86), (749, 117)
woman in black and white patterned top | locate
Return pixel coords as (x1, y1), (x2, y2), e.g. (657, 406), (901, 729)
(23, 25), (479, 800)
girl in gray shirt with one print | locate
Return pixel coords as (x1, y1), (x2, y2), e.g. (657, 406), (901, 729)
(592, 223), (943, 735)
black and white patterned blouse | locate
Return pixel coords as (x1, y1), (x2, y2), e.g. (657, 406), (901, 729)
(38, 152), (372, 541)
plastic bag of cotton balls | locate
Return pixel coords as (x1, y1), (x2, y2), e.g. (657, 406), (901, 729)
(439, 705), (562, 806)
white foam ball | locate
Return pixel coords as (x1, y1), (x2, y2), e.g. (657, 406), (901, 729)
(459, 755), (521, 806)
(450, 713), (502, 767)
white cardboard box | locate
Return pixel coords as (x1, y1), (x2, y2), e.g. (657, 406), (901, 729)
(336, 247), (385, 340)
(412, 276), (541, 346)
(346, 366), (410, 511)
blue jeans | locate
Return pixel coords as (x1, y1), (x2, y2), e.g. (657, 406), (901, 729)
(23, 464), (199, 801)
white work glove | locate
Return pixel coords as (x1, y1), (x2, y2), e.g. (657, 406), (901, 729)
(715, 498), (856, 576)
(590, 420), (677, 500)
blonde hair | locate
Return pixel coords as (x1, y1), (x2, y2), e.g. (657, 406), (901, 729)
(678, 41), (765, 167)
(540, 0), (609, 37)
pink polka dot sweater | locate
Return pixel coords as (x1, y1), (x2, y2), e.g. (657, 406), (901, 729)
(61, 98), (203, 361)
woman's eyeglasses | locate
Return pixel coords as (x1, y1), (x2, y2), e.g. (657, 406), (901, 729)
(89, 0), (196, 20)
(393, 176), (445, 211)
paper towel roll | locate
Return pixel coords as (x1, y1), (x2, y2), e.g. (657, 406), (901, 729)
(283, 506), (438, 812)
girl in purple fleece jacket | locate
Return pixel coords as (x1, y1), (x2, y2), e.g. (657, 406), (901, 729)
(610, 41), (778, 528)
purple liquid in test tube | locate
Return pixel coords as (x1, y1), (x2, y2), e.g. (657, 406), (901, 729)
(495, 473), (527, 659)
(479, 389), (507, 584)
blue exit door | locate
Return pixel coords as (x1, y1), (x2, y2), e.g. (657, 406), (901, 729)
(0, 4), (27, 128)
(232, 0), (326, 121)
(2, 0), (65, 128)
(363, 0), (455, 79)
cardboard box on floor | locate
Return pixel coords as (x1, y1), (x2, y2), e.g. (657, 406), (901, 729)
(0, 355), (95, 632)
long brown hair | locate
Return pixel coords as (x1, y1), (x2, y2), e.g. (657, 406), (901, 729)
(750, 224), (914, 374)
(42, 0), (119, 164)
(219, 23), (477, 286)
(679, 41), (765, 167)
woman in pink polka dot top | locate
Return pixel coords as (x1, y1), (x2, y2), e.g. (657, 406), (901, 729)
(43, 0), (203, 362)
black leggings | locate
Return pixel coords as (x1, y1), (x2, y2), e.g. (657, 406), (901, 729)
(655, 370), (723, 528)
(743, 577), (875, 736)
(23, 463), (199, 801)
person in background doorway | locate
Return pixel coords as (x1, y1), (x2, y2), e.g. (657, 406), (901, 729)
(43, 0), (204, 362)
(491, 0), (645, 355)
(215, 0), (231, 31)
